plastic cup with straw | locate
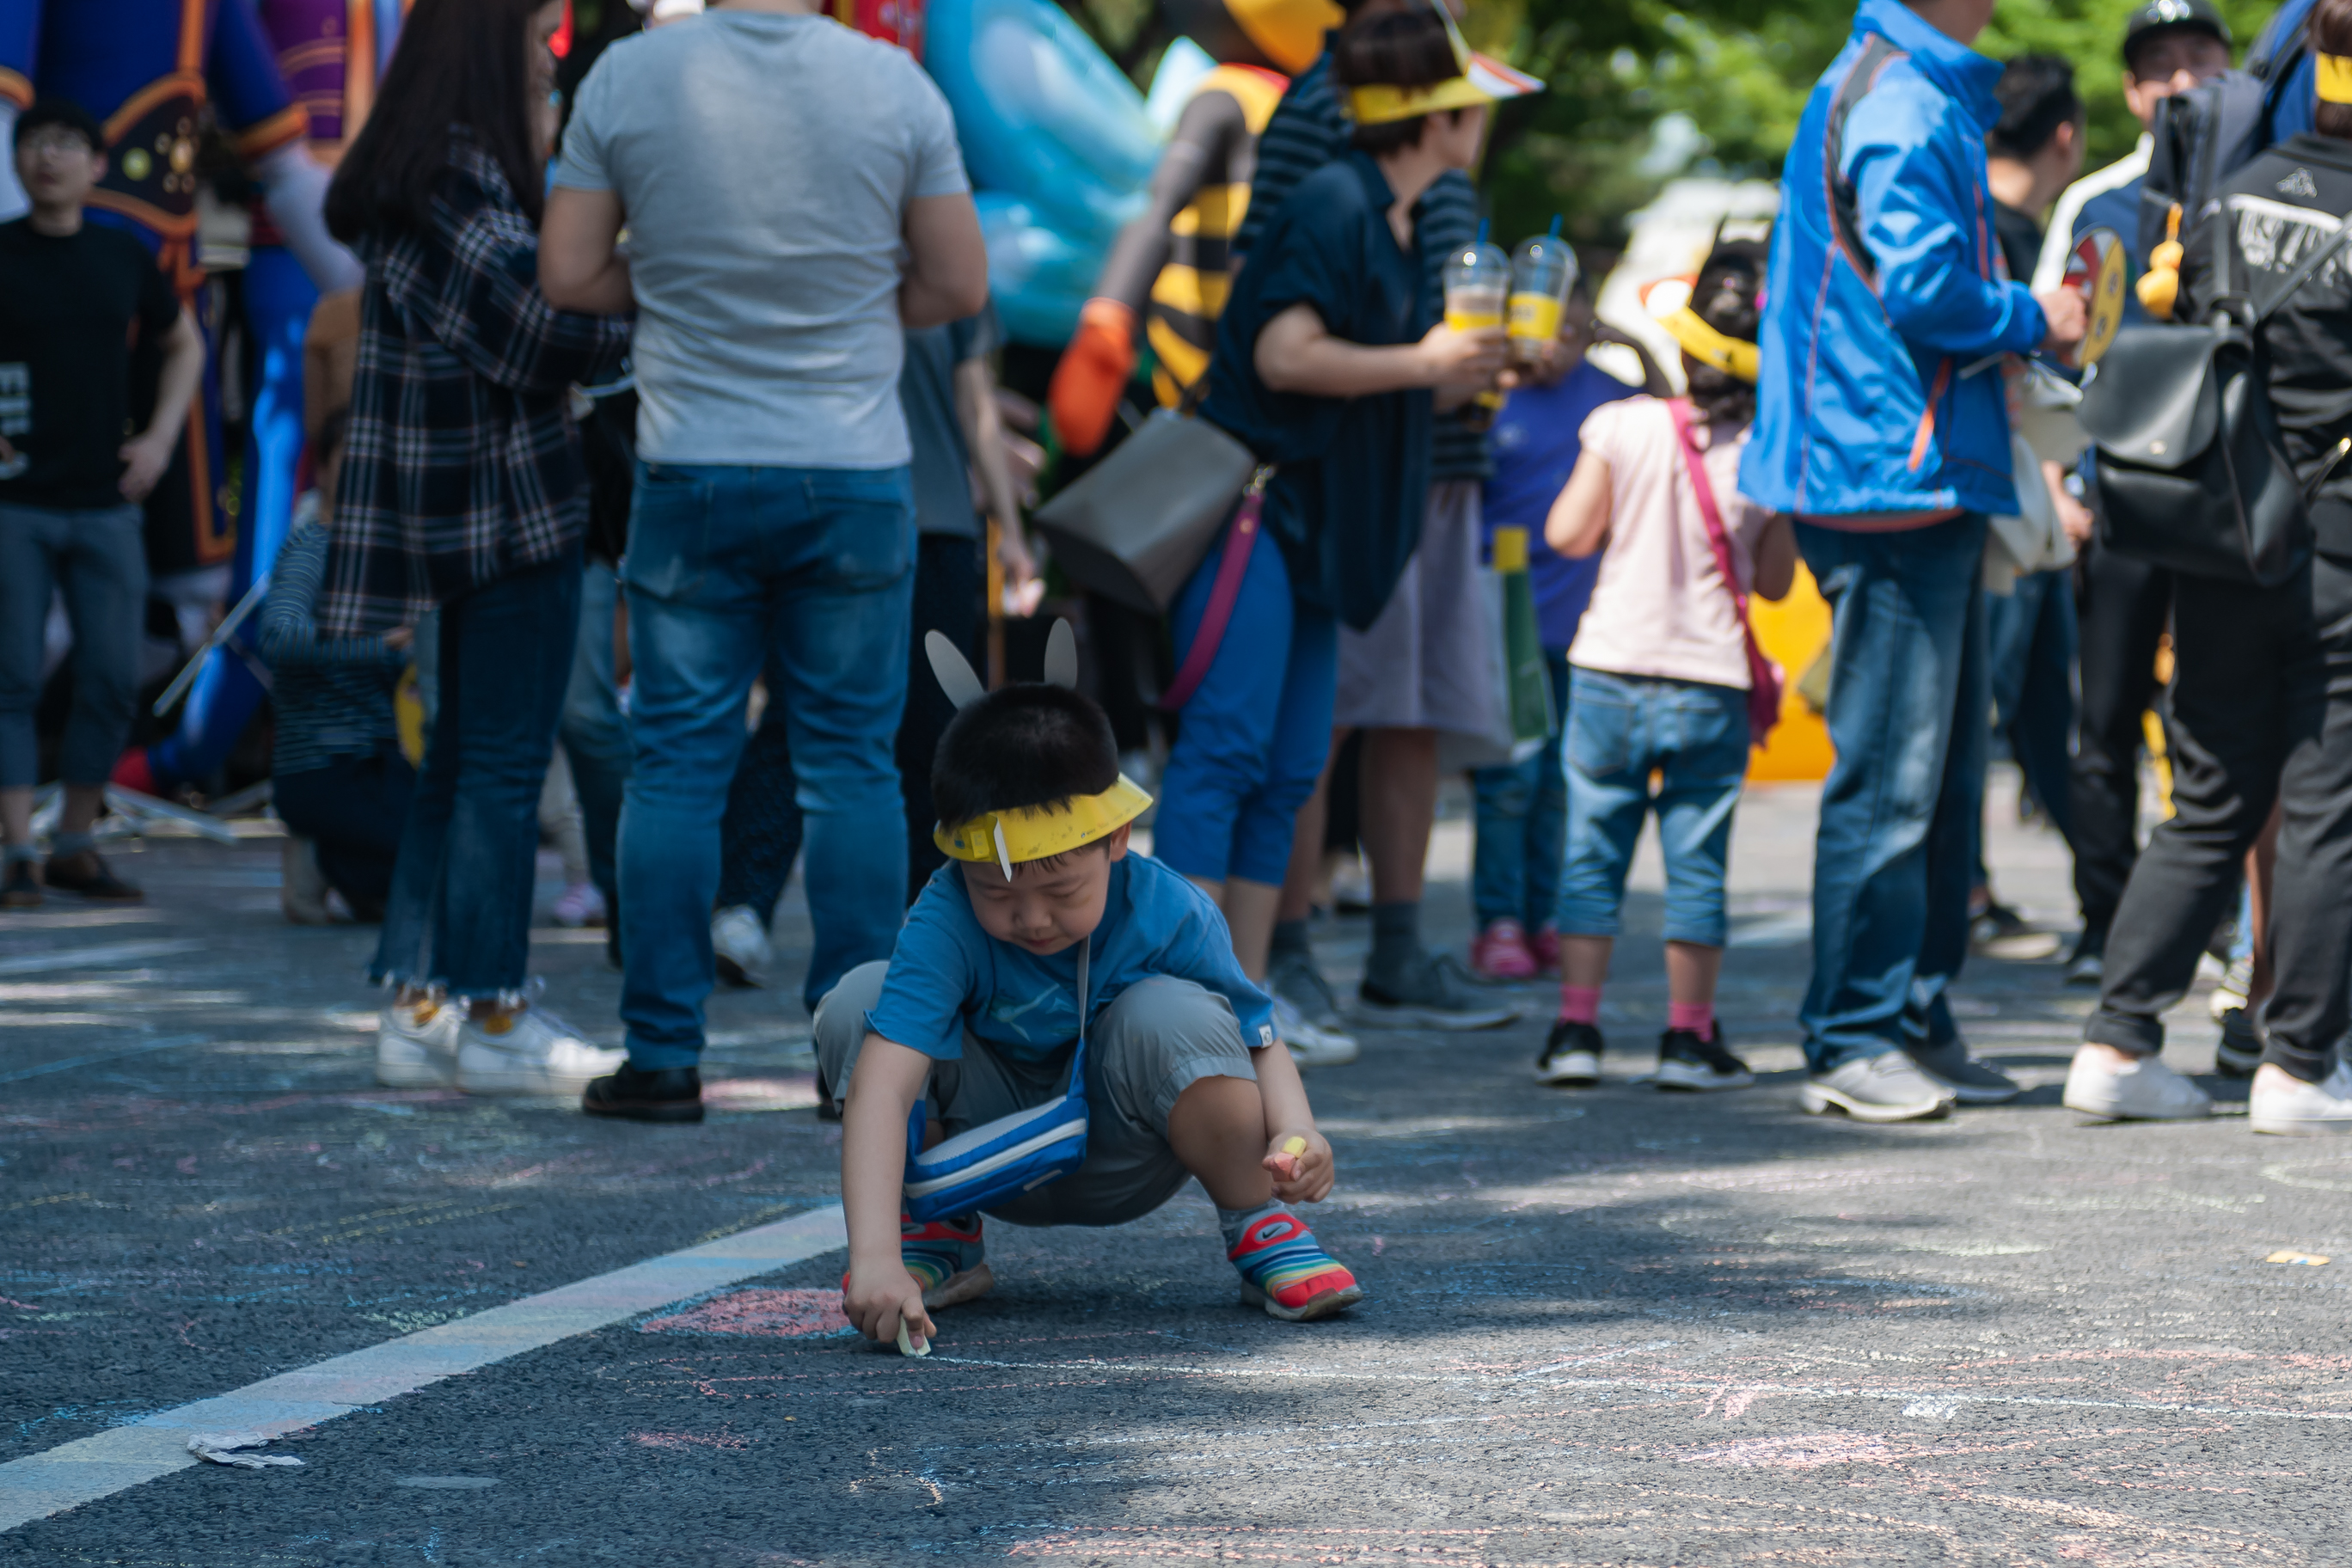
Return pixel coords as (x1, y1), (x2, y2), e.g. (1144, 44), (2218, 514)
(1508, 216), (1578, 368)
(1444, 221), (1511, 428)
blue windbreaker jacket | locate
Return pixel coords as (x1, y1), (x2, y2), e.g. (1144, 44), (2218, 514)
(1740, 0), (2048, 520)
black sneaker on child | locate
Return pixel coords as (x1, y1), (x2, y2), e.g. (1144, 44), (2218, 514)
(2214, 1007), (2263, 1080)
(1, 860), (40, 908)
(1534, 1020), (1602, 1086)
(1655, 1026), (1755, 1092)
(2063, 927), (2104, 987)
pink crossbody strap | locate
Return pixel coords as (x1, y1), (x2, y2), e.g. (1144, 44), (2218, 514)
(1160, 477), (1269, 713)
(1667, 398), (1782, 745)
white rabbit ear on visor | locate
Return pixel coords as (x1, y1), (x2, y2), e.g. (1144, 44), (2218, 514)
(926, 630), (988, 711)
(1044, 618), (1078, 690)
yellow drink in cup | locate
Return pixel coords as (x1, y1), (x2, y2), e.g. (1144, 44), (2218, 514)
(1443, 234), (1511, 426)
(1508, 222), (1578, 366)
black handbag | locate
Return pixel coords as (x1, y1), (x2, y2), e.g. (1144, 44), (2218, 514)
(2079, 207), (2352, 586)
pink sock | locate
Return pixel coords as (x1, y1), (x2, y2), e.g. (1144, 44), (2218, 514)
(1668, 1001), (1715, 1040)
(1558, 985), (1601, 1025)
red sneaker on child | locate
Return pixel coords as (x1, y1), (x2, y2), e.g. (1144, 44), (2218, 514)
(1470, 919), (1537, 981)
(1527, 923), (1561, 977)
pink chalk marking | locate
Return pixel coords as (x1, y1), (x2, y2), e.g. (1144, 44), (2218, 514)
(640, 1288), (854, 1339)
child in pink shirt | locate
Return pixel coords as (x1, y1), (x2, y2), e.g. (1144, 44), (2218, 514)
(1534, 241), (1796, 1092)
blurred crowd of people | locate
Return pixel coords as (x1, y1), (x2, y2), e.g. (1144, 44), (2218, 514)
(8, 0), (2352, 1146)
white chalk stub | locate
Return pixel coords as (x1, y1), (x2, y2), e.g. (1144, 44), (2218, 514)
(187, 1433), (303, 1469)
(896, 1318), (930, 1357)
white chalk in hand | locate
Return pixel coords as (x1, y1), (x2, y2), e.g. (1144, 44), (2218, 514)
(896, 1316), (930, 1357)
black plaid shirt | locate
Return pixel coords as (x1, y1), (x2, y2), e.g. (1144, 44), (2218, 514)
(320, 134), (630, 637)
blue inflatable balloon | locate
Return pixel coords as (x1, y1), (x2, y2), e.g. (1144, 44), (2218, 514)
(927, 0), (1156, 247)
(974, 192), (1100, 346)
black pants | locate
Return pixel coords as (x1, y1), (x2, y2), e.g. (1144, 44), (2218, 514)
(716, 531), (981, 917)
(274, 745), (417, 915)
(2069, 535), (2171, 935)
(2086, 557), (2352, 1082)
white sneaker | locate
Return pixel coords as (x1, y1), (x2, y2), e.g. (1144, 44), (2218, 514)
(2062, 1049), (2211, 1121)
(2250, 1061), (2352, 1136)
(282, 836), (331, 926)
(711, 904), (772, 989)
(551, 880), (607, 928)
(455, 1003), (626, 1096)
(1800, 1053), (1957, 1123)
(377, 993), (461, 1087)
(1275, 995), (1359, 1067)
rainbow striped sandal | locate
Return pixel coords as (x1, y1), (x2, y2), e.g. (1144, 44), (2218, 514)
(1228, 1210), (1364, 1322)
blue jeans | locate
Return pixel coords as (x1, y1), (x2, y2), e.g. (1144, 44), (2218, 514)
(1974, 564), (2076, 886)
(1153, 524), (1338, 887)
(1470, 647), (1572, 928)
(372, 550), (582, 996)
(274, 744), (414, 913)
(1795, 515), (1990, 1072)
(559, 560), (632, 917)
(0, 500), (146, 790)
(619, 462), (916, 1063)
(1554, 667), (1749, 946)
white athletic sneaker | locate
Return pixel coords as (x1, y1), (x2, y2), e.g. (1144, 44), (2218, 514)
(376, 993), (462, 1087)
(2250, 1061), (2352, 1136)
(711, 904), (772, 989)
(282, 836), (332, 926)
(2061, 1049), (2211, 1122)
(455, 1003), (626, 1096)
(551, 880), (607, 928)
(1274, 996), (1359, 1067)
(1800, 1053), (1956, 1123)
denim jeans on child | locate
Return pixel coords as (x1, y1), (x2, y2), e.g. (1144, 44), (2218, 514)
(1153, 523), (1338, 888)
(619, 462), (916, 1064)
(1471, 647), (1571, 928)
(274, 743), (416, 912)
(1554, 667), (1749, 947)
(0, 501), (148, 789)
(1794, 514), (1990, 1073)
(372, 550), (582, 996)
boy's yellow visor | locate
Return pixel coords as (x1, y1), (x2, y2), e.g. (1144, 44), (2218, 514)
(935, 775), (1155, 875)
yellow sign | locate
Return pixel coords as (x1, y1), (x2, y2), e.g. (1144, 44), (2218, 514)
(2065, 226), (2127, 368)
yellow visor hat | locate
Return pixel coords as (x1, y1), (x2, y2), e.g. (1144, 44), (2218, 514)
(922, 620), (1153, 880)
(1642, 274), (1761, 385)
(2320, 52), (2352, 104)
(1227, 0), (1344, 77)
(935, 775), (1155, 880)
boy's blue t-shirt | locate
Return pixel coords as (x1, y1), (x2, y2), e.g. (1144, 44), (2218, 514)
(867, 853), (1277, 1064)
(1481, 358), (1639, 651)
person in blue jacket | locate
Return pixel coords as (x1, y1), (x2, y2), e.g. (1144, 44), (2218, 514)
(1740, 0), (2086, 1124)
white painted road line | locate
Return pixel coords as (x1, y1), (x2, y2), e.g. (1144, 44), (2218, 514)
(0, 1204), (848, 1532)
(0, 939), (206, 977)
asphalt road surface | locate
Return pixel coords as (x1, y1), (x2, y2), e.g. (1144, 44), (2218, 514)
(4, 778), (2347, 1566)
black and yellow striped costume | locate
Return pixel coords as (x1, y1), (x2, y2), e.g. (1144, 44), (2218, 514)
(1145, 64), (1288, 407)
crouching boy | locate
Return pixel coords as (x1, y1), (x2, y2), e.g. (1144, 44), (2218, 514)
(819, 649), (1363, 1346)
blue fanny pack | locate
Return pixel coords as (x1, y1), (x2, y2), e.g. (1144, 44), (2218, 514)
(902, 938), (1090, 1221)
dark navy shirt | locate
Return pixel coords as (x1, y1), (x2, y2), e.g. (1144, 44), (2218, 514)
(1204, 151), (1434, 630)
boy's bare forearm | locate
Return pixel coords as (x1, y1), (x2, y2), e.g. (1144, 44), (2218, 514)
(1253, 1042), (1315, 1140)
(841, 1034), (928, 1266)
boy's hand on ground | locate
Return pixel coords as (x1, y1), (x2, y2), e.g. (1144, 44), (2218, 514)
(1264, 1129), (1333, 1204)
(119, 432), (174, 502)
(843, 1261), (935, 1347)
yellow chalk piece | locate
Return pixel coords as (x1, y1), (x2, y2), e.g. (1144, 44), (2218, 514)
(1282, 1136), (1308, 1157)
(2265, 1250), (2331, 1266)
(896, 1317), (931, 1356)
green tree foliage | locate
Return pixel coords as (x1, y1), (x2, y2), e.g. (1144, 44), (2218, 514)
(1472, 0), (2282, 250)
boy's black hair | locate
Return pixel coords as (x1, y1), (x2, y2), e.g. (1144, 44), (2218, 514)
(1988, 54), (2082, 162)
(16, 97), (103, 156)
(932, 683), (1120, 842)
(1335, 11), (1463, 156)
(1686, 237), (1767, 428)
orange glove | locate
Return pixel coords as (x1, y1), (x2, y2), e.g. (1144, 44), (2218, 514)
(1049, 297), (1138, 457)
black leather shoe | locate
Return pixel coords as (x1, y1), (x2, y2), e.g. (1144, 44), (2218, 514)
(43, 848), (142, 901)
(2, 860), (40, 908)
(582, 1063), (704, 1123)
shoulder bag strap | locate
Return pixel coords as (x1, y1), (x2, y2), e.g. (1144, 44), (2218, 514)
(1669, 399), (1776, 692)
(1159, 468), (1275, 712)
(1827, 34), (1908, 291)
(1068, 935), (1090, 1100)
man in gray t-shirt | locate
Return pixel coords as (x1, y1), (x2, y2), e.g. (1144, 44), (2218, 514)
(542, 0), (990, 1123)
